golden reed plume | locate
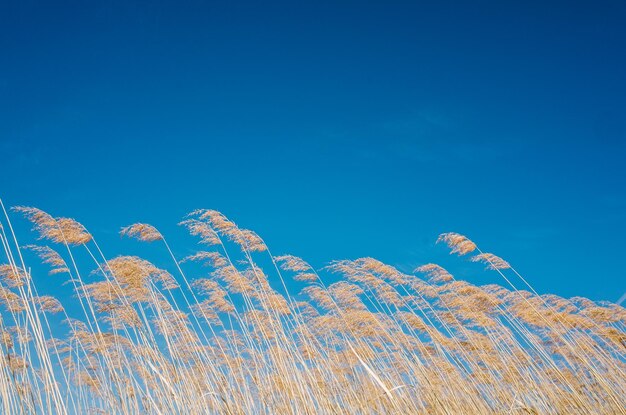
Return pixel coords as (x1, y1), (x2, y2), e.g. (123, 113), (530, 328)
(0, 207), (622, 415)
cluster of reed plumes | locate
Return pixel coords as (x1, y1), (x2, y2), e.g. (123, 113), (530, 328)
(0, 201), (624, 415)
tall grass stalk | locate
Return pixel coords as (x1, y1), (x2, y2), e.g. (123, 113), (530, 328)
(0, 203), (624, 414)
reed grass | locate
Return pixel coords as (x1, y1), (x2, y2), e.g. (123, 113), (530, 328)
(0, 200), (624, 414)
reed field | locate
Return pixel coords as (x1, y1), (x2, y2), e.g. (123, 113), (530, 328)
(0, 199), (624, 414)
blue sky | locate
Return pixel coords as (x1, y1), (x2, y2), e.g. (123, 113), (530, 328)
(1, 1), (625, 302)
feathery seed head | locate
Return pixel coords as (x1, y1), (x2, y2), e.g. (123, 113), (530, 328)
(437, 232), (477, 255)
(120, 223), (163, 242)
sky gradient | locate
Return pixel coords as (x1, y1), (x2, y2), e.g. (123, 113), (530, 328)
(1, 1), (625, 302)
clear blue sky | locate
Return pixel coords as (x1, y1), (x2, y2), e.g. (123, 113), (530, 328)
(1, 1), (625, 302)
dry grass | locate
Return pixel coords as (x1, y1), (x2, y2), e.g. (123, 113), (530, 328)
(0, 201), (624, 414)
